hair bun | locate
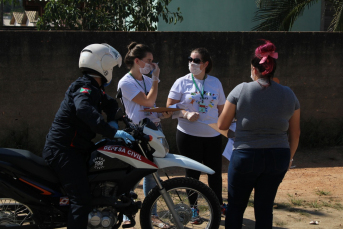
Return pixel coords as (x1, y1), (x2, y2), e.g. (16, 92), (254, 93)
(255, 40), (277, 60)
(128, 42), (137, 51)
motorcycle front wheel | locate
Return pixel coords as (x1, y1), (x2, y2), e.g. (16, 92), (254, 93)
(140, 177), (221, 229)
(0, 198), (36, 226)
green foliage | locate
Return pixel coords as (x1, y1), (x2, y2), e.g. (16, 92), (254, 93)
(308, 200), (321, 208)
(37, 0), (183, 31)
(333, 203), (343, 210)
(253, 0), (343, 31)
(328, 0), (343, 31)
(315, 190), (331, 196)
(253, 0), (320, 31)
(2, 0), (21, 13)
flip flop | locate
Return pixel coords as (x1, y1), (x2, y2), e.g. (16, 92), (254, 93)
(123, 220), (136, 229)
(151, 215), (171, 229)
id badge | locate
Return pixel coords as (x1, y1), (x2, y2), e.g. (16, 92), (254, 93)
(198, 101), (206, 113)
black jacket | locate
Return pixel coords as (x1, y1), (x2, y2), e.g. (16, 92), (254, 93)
(44, 75), (118, 152)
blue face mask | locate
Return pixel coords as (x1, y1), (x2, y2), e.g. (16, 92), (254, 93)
(103, 80), (112, 87)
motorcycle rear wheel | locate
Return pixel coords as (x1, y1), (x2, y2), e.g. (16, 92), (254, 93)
(140, 177), (221, 229)
(0, 198), (36, 226)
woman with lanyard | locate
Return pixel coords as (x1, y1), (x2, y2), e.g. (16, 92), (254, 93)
(167, 47), (226, 224)
(118, 42), (171, 229)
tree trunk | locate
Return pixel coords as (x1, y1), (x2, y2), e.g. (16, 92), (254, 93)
(0, 0), (4, 28)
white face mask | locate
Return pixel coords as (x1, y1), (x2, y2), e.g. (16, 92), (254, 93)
(189, 63), (202, 75)
(139, 62), (153, 75)
(251, 74), (255, 81)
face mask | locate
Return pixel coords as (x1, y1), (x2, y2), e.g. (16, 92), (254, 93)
(189, 63), (202, 75)
(250, 74), (254, 81)
(139, 62), (153, 75)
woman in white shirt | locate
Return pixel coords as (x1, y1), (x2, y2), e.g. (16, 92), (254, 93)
(118, 42), (171, 229)
(167, 48), (226, 223)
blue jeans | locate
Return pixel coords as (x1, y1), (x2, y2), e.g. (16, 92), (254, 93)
(225, 148), (290, 229)
(123, 174), (158, 221)
(143, 174), (158, 215)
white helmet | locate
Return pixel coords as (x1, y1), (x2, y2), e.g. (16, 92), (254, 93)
(79, 43), (122, 83)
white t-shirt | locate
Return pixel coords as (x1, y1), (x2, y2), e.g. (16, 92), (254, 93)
(118, 73), (160, 124)
(168, 73), (226, 137)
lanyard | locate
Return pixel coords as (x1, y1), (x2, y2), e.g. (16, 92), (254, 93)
(129, 72), (146, 94)
(191, 74), (206, 100)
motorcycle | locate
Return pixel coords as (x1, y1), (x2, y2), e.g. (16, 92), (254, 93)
(0, 109), (221, 229)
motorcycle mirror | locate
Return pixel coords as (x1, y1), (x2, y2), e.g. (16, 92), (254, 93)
(114, 108), (124, 121)
(116, 88), (123, 99)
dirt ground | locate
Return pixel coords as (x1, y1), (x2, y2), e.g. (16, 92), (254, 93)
(61, 146), (343, 229)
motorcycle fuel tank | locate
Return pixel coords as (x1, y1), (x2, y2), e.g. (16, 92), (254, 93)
(89, 145), (158, 173)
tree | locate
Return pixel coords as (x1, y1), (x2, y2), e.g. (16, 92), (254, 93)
(0, 0), (21, 28)
(0, 0), (3, 28)
(252, 0), (343, 31)
(37, 0), (183, 31)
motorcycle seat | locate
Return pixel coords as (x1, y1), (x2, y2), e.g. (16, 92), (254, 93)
(0, 148), (59, 183)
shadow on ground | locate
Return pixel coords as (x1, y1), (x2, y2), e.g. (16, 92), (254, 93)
(219, 218), (288, 229)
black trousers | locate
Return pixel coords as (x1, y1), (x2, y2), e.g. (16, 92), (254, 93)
(43, 146), (92, 229)
(176, 130), (223, 205)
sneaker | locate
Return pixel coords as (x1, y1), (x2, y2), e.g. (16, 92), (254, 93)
(191, 207), (203, 225)
(221, 203), (227, 217)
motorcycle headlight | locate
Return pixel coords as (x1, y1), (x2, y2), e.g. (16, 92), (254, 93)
(157, 137), (169, 154)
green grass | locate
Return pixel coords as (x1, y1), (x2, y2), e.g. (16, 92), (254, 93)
(321, 201), (333, 207)
(287, 193), (306, 206)
(247, 199), (254, 207)
(198, 205), (209, 212)
(315, 189), (331, 196)
(274, 221), (287, 226)
(289, 209), (311, 217)
(308, 200), (321, 208)
(273, 202), (291, 209)
(333, 203), (343, 210)
(290, 198), (305, 206)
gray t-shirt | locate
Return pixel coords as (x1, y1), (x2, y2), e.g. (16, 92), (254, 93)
(227, 81), (300, 149)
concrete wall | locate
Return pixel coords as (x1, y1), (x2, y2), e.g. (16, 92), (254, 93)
(0, 31), (342, 154)
(158, 0), (322, 31)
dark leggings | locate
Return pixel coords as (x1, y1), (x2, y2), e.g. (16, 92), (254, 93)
(176, 130), (223, 205)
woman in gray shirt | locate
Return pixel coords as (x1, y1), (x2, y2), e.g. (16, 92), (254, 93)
(218, 40), (300, 229)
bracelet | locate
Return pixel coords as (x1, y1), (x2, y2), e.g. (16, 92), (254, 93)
(290, 159), (293, 162)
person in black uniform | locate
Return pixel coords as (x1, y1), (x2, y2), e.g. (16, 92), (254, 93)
(42, 43), (134, 229)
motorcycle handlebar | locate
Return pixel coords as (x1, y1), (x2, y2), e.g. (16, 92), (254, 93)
(120, 115), (151, 143)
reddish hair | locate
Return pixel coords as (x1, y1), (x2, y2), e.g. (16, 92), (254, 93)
(254, 40), (278, 76)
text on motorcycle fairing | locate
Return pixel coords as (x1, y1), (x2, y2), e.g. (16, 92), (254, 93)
(104, 146), (142, 161)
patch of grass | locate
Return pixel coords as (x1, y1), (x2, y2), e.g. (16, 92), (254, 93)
(273, 202), (291, 209)
(247, 199), (254, 207)
(308, 201), (321, 208)
(287, 193), (306, 207)
(315, 189), (331, 196)
(333, 203), (343, 210)
(289, 209), (311, 217)
(290, 198), (305, 206)
(321, 201), (333, 207)
(198, 205), (209, 212)
(274, 221), (287, 226)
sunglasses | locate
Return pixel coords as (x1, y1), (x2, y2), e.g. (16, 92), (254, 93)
(188, 57), (202, 64)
